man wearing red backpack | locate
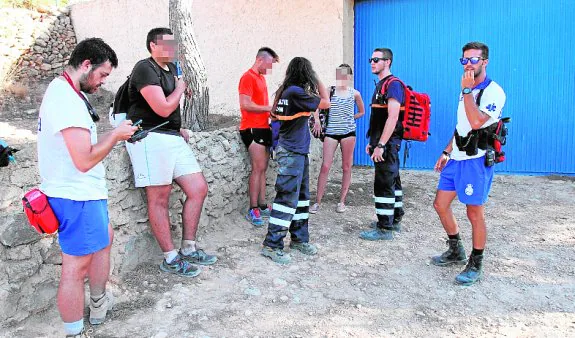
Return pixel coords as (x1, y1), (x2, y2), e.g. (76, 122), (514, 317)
(431, 42), (506, 286)
(360, 47), (405, 241)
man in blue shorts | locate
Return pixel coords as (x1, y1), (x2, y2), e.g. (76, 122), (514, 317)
(431, 41), (506, 286)
(37, 38), (137, 336)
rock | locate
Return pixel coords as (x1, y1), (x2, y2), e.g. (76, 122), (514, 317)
(280, 295), (289, 302)
(273, 278), (288, 288)
(0, 214), (40, 247)
(244, 287), (261, 296)
(5, 258), (42, 283)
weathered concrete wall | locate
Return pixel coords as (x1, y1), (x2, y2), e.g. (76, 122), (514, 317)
(70, 0), (355, 116)
(0, 125), (334, 325)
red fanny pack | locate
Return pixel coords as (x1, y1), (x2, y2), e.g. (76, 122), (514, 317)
(22, 188), (59, 234)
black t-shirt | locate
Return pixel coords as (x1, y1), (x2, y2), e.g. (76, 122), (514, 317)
(368, 75), (405, 146)
(127, 58), (181, 132)
(276, 85), (321, 154)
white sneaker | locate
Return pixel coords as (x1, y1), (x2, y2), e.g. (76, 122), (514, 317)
(309, 203), (320, 214)
(89, 292), (114, 325)
(336, 202), (347, 213)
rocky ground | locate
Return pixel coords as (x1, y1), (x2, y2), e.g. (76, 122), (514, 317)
(2, 166), (574, 337)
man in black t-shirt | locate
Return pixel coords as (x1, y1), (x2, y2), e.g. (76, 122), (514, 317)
(360, 47), (406, 241)
(125, 27), (216, 277)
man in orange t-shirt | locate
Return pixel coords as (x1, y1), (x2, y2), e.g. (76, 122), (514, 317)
(238, 47), (279, 226)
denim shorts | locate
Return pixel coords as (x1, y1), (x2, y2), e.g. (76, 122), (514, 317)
(437, 156), (494, 206)
(48, 197), (110, 256)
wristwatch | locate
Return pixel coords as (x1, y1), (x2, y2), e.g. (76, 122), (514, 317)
(462, 87), (472, 95)
(376, 143), (385, 149)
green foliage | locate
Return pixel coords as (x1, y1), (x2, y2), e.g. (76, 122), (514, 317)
(0, 0), (69, 9)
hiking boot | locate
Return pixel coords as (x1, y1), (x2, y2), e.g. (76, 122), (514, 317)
(371, 220), (401, 232)
(180, 249), (218, 265)
(359, 228), (394, 241)
(309, 203), (320, 214)
(89, 292), (114, 325)
(289, 242), (318, 255)
(160, 255), (201, 277)
(66, 327), (93, 338)
(261, 246), (291, 264)
(336, 202), (347, 213)
(455, 254), (484, 286)
(246, 208), (264, 227)
(259, 205), (272, 218)
(431, 239), (467, 266)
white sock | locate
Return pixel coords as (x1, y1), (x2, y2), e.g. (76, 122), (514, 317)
(180, 240), (196, 255)
(163, 250), (178, 263)
(63, 319), (84, 336)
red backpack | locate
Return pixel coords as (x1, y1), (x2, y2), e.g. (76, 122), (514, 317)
(382, 76), (431, 142)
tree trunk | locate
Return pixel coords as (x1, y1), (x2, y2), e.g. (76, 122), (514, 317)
(169, 0), (209, 131)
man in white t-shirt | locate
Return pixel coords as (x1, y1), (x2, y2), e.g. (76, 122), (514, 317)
(431, 41), (506, 286)
(37, 38), (137, 337)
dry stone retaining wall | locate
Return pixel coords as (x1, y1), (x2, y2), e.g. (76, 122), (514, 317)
(0, 6), (75, 85)
(0, 126), (332, 325)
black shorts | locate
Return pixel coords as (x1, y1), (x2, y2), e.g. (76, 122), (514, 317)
(325, 131), (356, 141)
(240, 128), (272, 148)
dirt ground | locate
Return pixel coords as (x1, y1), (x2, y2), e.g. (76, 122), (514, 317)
(1, 82), (575, 337)
(3, 166), (575, 337)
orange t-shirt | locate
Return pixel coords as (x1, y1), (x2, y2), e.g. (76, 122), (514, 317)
(238, 68), (270, 130)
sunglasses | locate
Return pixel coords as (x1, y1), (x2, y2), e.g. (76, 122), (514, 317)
(369, 57), (389, 63)
(460, 57), (485, 65)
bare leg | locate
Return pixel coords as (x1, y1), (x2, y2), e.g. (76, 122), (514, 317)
(175, 173), (208, 240)
(338, 136), (356, 204)
(88, 223), (114, 297)
(58, 253), (92, 322)
(315, 137), (339, 204)
(467, 205), (486, 249)
(145, 185), (174, 251)
(433, 190), (459, 235)
(248, 142), (269, 208)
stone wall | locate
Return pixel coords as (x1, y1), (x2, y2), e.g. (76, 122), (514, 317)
(0, 125), (334, 325)
(0, 7), (76, 85)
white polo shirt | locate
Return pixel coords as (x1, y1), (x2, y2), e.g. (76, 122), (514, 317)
(451, 79), (506, 161)
(37, 78), (108, 200)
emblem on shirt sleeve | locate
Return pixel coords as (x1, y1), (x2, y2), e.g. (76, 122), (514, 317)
(486, 104), (497, 112)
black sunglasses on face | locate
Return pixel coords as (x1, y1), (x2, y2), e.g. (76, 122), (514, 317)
(460, 57), (485, 65)
(369, 57), (389, 63)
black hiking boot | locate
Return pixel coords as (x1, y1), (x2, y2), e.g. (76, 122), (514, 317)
(455, 254), (484, 286)
(431, 239), (467, 266)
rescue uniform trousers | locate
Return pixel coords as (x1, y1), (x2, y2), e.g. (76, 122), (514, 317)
(263, 146), (310, 249)
(373, 143), (404, 229)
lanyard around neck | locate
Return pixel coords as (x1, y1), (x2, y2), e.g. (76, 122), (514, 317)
(62, 71), (100, 122)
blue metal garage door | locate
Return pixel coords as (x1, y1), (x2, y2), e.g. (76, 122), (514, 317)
(354, 0), (575, 175)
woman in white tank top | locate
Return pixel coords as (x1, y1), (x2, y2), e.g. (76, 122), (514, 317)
(310, 64), (365, 213)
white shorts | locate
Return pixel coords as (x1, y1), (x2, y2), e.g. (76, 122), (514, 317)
(125, 132), (202, 187)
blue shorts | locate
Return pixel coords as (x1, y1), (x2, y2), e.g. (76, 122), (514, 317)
(48, 198), (110, 256)
(437, 156), (494, 206)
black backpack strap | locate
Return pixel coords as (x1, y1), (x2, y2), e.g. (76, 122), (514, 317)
(146, 58), (163, 79)
(475, 88), (485, 106)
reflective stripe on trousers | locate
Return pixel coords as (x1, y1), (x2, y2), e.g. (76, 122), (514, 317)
(263, 147), (310, 249)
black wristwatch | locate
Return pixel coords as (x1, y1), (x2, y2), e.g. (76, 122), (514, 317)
(376, 143), (385, 149)
(462, 87), (472, 95)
